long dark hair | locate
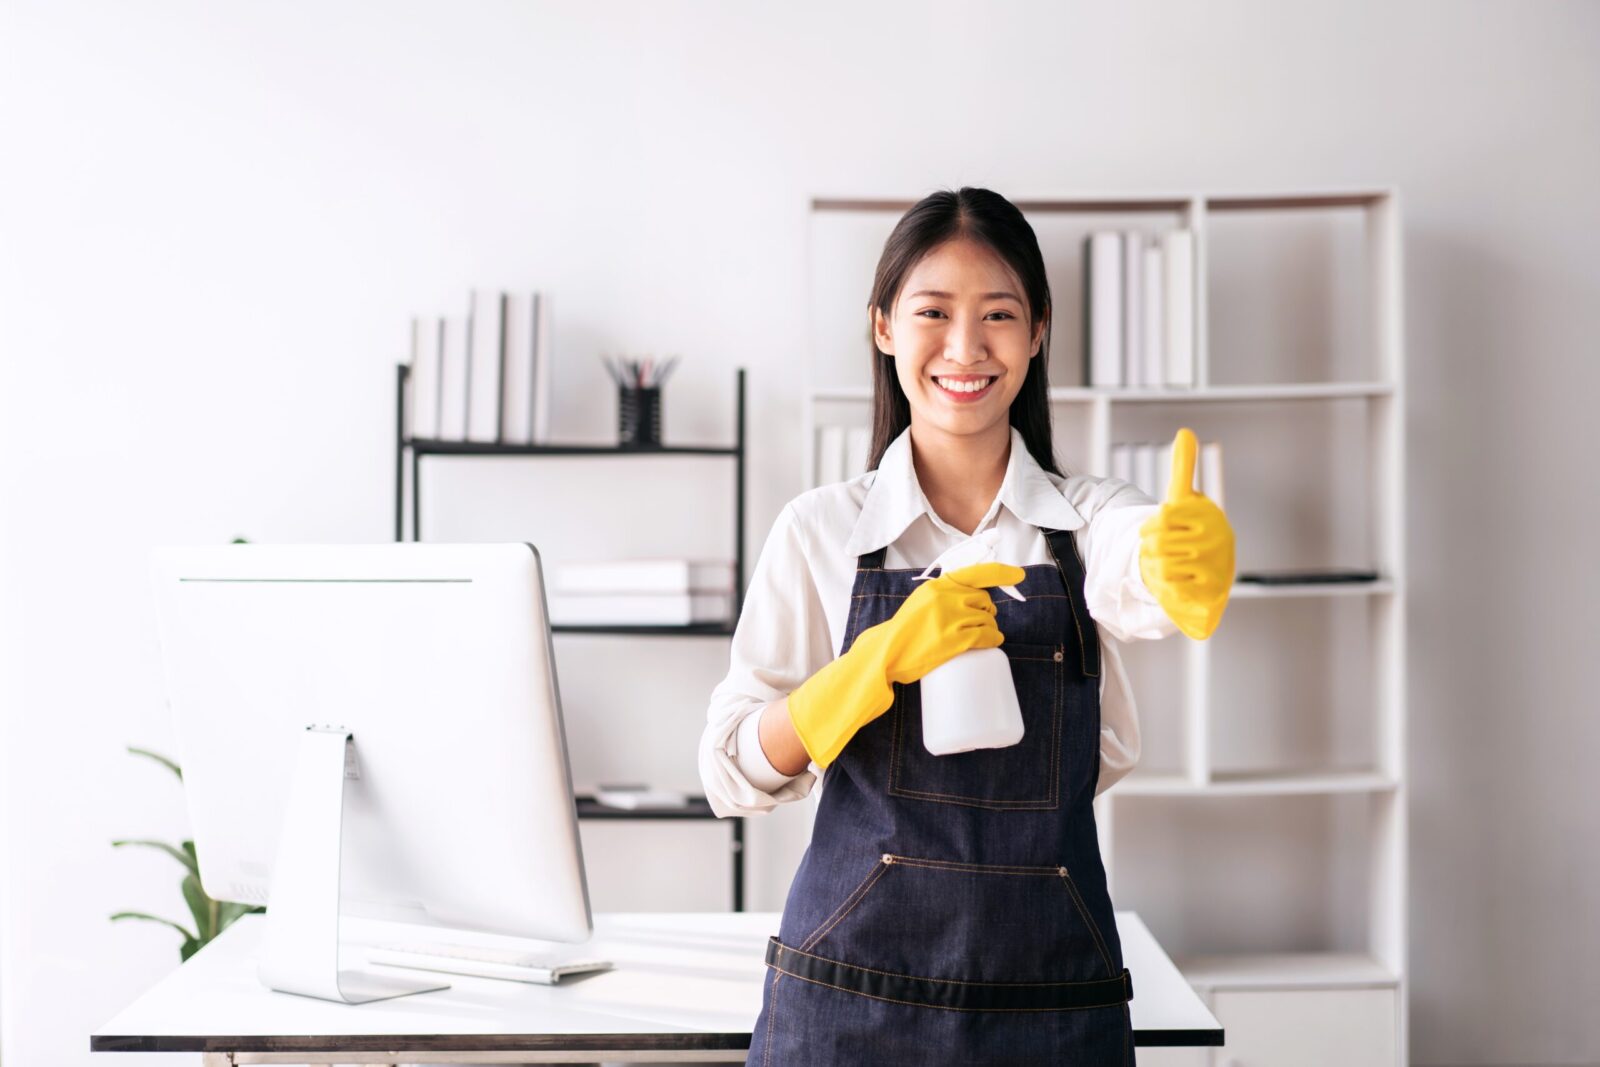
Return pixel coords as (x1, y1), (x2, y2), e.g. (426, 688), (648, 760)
(865, 187), (1062, 477)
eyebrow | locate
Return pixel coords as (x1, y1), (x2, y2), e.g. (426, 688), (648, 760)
(906, 289), (1023, 303)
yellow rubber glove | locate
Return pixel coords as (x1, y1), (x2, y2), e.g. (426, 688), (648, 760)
(1139, 428), (1236, 640)
(787, 561), (1026, 768)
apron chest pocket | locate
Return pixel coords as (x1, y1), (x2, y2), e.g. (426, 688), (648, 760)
(888, 640), (1068, 810)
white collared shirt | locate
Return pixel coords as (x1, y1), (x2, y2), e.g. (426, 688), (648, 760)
(698, 426), (1179, 818)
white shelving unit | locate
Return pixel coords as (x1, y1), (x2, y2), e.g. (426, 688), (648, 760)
(805, 189), (1407, 1066)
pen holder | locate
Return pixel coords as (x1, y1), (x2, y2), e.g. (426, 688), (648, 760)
(618, 386), (661, 448)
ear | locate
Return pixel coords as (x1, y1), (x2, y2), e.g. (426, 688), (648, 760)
(1030, 310), (1049, 357)
(871, 305), (895, 356)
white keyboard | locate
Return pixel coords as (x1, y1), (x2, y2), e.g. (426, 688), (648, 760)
(367, 940), (614, 985)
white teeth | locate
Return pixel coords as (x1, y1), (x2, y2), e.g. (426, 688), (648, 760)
(935, 376), (995, 394)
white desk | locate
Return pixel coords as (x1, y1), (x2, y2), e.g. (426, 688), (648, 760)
(93, 911), (1222, 1063)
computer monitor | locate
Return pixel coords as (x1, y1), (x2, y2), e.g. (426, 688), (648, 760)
(149, 543), (592, 1004)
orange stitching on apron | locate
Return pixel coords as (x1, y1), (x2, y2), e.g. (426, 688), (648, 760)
(1057, 865), (1117, 978)
(764, 964), (1132, 1015)
(799, 856), (892, 952)
(885, 854), (1062, 874)
(763, 965), (780, 1067)
(777, 937), (1127, 987)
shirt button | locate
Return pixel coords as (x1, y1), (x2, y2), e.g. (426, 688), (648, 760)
(1053, 649), (1064, 662)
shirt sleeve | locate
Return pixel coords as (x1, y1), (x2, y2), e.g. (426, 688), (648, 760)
(1065, 475), (1180, 643)
(697, 501), (826, 818)
(1094, 638), (1143, 796)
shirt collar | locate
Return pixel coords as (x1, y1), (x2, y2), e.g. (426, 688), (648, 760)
(843, 426), (1085, 558)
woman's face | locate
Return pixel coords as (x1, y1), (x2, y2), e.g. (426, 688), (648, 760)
(872, 237), (1044, 444)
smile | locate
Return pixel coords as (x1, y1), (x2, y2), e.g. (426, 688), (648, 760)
(933, 375), (998, 400)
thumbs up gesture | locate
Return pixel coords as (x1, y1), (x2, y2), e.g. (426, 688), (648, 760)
(1138, 428), (1235, 640)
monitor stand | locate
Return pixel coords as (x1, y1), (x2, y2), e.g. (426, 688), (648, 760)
(257, 725), (449, 1004)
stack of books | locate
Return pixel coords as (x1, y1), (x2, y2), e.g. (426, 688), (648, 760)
(406, 289), (552, 445)
(546, 558), (736, 627)
(1111, 439), (1225, 508)
(1082, 230), (1196, 389)
(813, 425), (871, 487)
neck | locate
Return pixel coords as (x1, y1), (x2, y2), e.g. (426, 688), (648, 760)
(908, 421), (1012, 536)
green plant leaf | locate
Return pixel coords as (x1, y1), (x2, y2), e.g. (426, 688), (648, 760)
(126, 746), (182, 781)
(110, 911), (197, 942)
(179, 936), (204, 961)
(181, 873), (215, 943)
(216, 900), (261, 932)
(111, 838), (199, 879)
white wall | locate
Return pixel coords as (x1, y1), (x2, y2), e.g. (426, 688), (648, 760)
(3, 1), (1597, 1064)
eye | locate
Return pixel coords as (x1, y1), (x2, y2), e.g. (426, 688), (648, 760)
(916, 309), (947, 319)
(987, 311), (1016, 321)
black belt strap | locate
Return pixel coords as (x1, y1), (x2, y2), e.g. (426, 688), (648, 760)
(764, 936), (1133, 1013)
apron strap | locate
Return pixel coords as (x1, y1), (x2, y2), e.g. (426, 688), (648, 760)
(1041, 528), (1101, 679)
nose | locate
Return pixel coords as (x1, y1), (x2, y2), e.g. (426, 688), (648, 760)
(944, 314), (987, 366)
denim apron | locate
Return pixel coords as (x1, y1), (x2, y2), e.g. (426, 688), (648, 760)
(746, 527), (1135, 1065)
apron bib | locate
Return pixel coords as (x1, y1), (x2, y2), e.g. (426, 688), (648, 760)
(746, 528), (1135, 1065)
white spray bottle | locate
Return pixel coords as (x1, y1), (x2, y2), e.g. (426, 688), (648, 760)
(913, 527), (1028, 756)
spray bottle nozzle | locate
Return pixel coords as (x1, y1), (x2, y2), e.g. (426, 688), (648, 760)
(914, 527), (1026, 602)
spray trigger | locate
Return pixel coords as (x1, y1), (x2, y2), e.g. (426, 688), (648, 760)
(914, 527), (1026, 602)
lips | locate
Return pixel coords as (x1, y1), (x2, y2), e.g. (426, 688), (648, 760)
(932, 375), (998, 400)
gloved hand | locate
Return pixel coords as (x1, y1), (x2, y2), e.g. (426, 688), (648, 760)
(787, 561), (1026, 768)
(1139, 427), (1235, 640)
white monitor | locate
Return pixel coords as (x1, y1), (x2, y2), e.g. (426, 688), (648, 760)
(149, 542), (592, 1003)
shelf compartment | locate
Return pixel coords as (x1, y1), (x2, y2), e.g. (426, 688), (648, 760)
(1106, 792), (1385, 965)
(1205, 201), (1381, 386)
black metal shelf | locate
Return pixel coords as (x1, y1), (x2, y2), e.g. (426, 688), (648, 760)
(553, 622), (735, 637)
(410, 439), (739, 457)
(393, 364), (749, 910)
(575, 794), (718, 820)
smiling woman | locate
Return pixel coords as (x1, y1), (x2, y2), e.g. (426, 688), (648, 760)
(722, 188), (1149, 1066)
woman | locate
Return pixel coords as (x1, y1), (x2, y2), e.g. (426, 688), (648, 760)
(699, 187), (1234, 1064)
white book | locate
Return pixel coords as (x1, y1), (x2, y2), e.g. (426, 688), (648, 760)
(1111, 443), (1133, 487)
(546, 592), (733, 627)
(844, 427), (870, 481)
(467, 289), (503, 444)
(409, 316), (442, 441)
(1200, 440), (1225, 510)
(551, 558), (735, 595)
(817, 425), (846, 486)
(1134, 441), (1158, 501)
(1163, 230), (1196, 388)
(531, 292), (552, 444)
(500, 292), (536, 445)
(1085, 233), (1122, 386)
(1123, 232), (1144, 389)
(437, 315), (470, 441)
(1141, 241), (1165, 389)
